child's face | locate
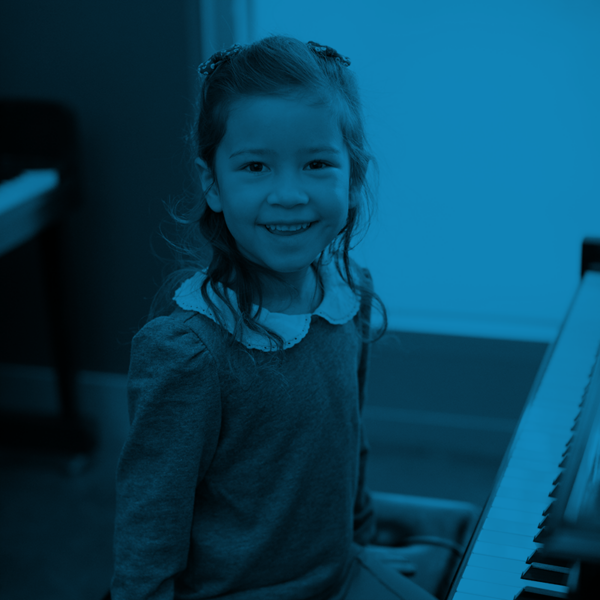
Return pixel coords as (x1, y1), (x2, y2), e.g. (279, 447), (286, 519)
(198, 94), (355, 279)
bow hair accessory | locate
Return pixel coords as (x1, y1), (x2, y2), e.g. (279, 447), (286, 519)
(306, 41), (351, 67)
(198, 43), (244, 78)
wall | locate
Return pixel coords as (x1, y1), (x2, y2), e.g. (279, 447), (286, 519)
(253, 0), (600, 342)
(0, 1), (201, 373)
(2, 1), (598, 376)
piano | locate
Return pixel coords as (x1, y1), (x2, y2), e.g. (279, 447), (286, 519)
(446, 238), (600, 600)
(0, 166), (96, 466)
(0, 168), (61, 255)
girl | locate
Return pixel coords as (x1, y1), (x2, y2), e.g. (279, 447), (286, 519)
(111, 35), (441, 600)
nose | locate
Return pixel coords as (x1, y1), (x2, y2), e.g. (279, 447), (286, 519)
(266, 174), (309, 207)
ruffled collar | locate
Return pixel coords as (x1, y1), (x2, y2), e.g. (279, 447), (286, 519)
(173, 260), (361, 352)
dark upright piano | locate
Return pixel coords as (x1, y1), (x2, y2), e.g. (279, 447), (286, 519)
(0, 100), (96, 468)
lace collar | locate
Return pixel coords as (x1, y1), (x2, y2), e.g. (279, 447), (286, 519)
(173, 260), (361, 352)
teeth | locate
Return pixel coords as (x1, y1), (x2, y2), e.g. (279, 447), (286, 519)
(265, 222), (311, 232)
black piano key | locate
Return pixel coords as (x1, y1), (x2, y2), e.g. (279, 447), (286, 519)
(552, 472), (562, 486)
(549, 484), (560, 498)
(542, 501), (555, 517)
(521, 563), (570, 586)
(514, 586), (569, 600)
(538, 514), (548, 529)
(559, 455), (568, 468)
(527, 549), (572, 568)
(533, 527), (549, 543)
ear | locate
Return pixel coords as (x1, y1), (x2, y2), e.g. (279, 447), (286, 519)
(195, 157), (223, 213)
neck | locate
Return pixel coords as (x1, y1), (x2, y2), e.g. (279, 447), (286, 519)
(260, 265), (322, 315)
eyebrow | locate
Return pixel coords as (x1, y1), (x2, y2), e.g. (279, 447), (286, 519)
(229, 146), (341, 159)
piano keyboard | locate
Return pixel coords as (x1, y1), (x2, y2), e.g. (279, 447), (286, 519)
(447, 269), (600, 600)
(0, 169), (60, 256)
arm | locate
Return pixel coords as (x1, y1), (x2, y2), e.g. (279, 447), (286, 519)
(111, 317), (221, 600)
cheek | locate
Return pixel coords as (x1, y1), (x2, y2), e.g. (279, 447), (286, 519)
(320, 186), (350, 222)
(221, 195), (259, 234)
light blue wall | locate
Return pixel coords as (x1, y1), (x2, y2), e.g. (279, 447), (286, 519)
(252, 0), (600, 341)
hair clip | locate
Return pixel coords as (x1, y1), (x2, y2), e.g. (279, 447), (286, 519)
(198, 40), (351, 81)
(198, 43), (245, 78)
(306, 41), (351, 67)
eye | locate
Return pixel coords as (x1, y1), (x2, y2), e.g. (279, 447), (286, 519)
(242, 162), (266, 173)
(307, 160), (330, 170)
(241, 160), (330, 173)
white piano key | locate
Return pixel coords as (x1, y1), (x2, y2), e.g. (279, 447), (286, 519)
(519, 417), (578, 434)
(495, 483), (552, 502)
(513, 429), (572, 446)
(542, 349), (595, 373)
(452, 593), (492, 600)
(534, 383), (588, 399)
(500, 476), (557, 493)
(502, 466), (557, 483)
(528, 404), (578, 417)
(521, 405), (580, 421)
(473, 540), (531, 562)
(523, 405), (580, 419)
(517, 422), (575, 437)
(544, 358), (594, 378)
(553, 332), (598, 354)
(535, 381), (590, 398)
(508, 458), (563, 474)
(509, 446), (565, 462)
(517, 426), (573, 441)
(462, 565), (523, 587)
(510, 436), (566, 455)
(542, 347), (595, 369)
(505, 455), (563, 472)
(491, 495), (550, 515)
(461, 566), (570, 596)
(487, 506), (544, 526)
(478, 528), (539, 550)
(457, 576), (522, 599)
(519, 415), (575, 434)
(484, 517), (536, 537)
(466, 552), (525, 574)
(540, 363), (590, 384)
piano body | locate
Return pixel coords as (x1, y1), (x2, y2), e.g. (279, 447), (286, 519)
(0, 99), (96, 466)
(446, 238), (600, 599)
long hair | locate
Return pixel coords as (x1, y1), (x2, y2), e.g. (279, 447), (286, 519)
(149, 34), (387, 370)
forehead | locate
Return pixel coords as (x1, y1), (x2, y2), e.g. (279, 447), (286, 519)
(221, 95), (344, 154)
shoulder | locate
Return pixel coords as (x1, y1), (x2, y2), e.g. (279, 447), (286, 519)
(126, 312), (222, 452)
(130, 308), (220, 373)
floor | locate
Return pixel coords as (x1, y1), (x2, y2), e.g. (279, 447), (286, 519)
(0, 331), (548, 600)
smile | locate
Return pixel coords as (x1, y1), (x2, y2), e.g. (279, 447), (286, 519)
(264, 222), (313, 235)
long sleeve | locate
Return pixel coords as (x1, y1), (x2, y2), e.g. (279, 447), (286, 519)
(111, 317), (221, 600)
(352, 268), (377, 546)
